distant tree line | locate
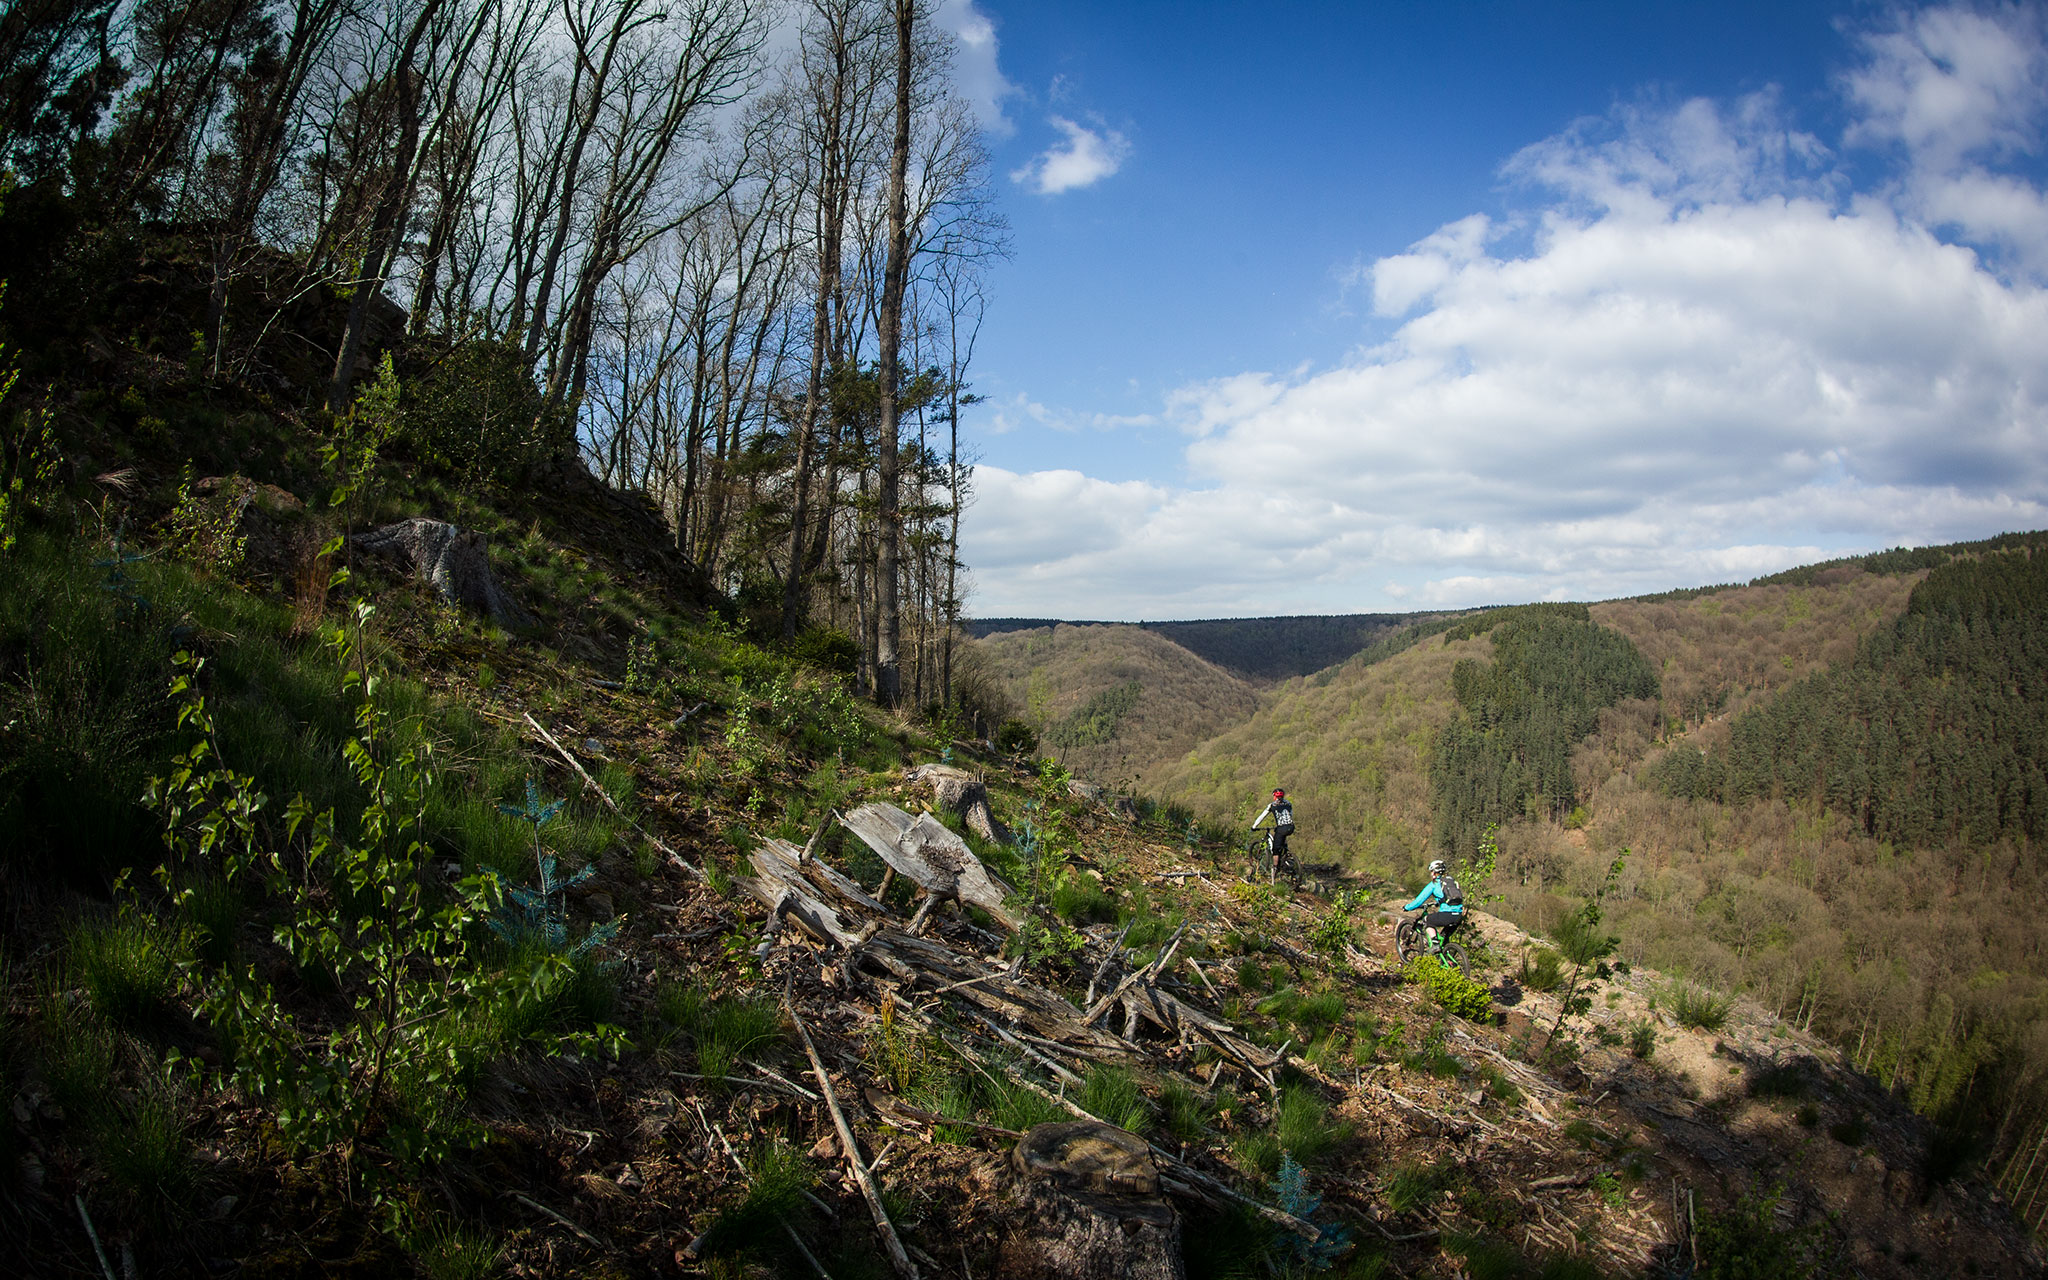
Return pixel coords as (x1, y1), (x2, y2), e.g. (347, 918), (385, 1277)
(1650, 548), (2048, 848)
(1430, 605), (1660, 854)
(0, 0), (1004, 709)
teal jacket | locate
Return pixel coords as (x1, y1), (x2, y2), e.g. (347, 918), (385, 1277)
(1404, 879), (1464, 915)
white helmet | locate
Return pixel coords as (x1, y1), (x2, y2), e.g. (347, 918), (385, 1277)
(1428, 859), (1448, 876)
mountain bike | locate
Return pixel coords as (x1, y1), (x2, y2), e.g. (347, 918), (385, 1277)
(1244, 830), (1297, 884)
(1395, 912), (1470, 979)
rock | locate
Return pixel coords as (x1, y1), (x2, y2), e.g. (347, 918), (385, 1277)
(349, 517), (536, 629)
(998, 1120), (1183, 1280)
(583, 892), (615, 921)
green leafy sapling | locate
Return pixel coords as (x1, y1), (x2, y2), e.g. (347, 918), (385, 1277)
(1539, 846), (1629, 1059)
(490, 779), (620, 957)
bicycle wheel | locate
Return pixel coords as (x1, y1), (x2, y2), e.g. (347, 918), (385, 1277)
(1244, 836), (1270, 882)
(1394, 920), (1422, 965)
(1438, 943), (1471, 980)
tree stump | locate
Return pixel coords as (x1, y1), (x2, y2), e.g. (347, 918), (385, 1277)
(903, 764), (1011, 844)
(996, 1120), (1184, 1280)
(350, 517), (535, 629)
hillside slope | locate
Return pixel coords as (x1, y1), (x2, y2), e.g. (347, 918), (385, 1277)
(1143, 544), (2048, 1244)
(1139, 625), (1482, 874)
(972, 623), (1260, 782)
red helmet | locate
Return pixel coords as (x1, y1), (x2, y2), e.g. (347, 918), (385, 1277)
(1273, 789), (1285, 799)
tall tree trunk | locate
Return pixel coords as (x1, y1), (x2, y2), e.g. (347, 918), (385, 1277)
(871, 0), (912, 706)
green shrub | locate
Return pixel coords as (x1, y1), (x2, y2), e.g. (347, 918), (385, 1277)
(1668, 982), (1732, 1031)
(1626, 1018), (1657, 1060)
(1693, 1183), (1842, 1279)
(1404, 956), (1496, 1022)
(993, 718), (1037, 754)
(1828, 1114), (1868, 1146)
(398, 338), (570, 486)
(1520, 948), (1565, 992)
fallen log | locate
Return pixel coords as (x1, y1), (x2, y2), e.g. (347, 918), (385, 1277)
(841, 803), (1022, 930)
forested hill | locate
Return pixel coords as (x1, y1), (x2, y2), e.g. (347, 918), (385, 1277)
(1141, 533), (2048, 1240)
(968, 612), (1441, 683)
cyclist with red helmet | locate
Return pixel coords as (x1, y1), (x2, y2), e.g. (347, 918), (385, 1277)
(1250, 788), (1297, 880)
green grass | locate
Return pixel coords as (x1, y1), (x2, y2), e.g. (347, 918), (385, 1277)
(1159, 1077), (1217, 1144)
(657, 981), (782, 1082)
(404, 1216), (504, 1280)
(988, 1075), (1069, 1133)
(1385, 1155), (1459, 1214)
(1078, 1064), (1152, 1134)
(95, 1078), (201, 1229)
(692, 1140), (816, 1260)
(1237, 1084), (1347, 1176)
(40, 998), (118, 1123)
(1667, 982), (1733, 1031)
(70, 911), (181, 1031)
(1626, 1018), (1658, 1060)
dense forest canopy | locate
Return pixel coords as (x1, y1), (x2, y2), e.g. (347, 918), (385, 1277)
(1651, 547), (2048, 848)
(1429, 604), (1660, 855)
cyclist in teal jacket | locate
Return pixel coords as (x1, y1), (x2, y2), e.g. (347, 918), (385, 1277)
(1405, 859), (1465, 945)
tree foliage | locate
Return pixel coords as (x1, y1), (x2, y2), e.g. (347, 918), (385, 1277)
(1651, 548), (2048, 848)
(1429, 609), (1659, 854)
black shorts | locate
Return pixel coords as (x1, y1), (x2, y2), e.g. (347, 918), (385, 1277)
(1424, 911), (1463, 934)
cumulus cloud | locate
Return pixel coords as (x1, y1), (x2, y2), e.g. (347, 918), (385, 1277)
(1011, 115), (1131, 195)
(1842, 4), (2048, 272)
(964, 5), (2048, 619)
(932, 0), (1016, 136)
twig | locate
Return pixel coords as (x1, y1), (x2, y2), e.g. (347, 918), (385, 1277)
(1084, 919), (1136, 1007)
(749, 1059), (822, 1100)
(508, 1191), (603, 1248)
(787, 1001), (920, 1280)
(74, 1196), (115, 1280)
(522, 711), (705, 881)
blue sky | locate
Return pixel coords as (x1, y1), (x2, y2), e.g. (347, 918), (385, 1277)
(931, 2), (2048, 619)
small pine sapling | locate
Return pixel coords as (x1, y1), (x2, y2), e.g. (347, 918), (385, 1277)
(1271, 1152), (1352, 1271)
(490, 779), (619, 956)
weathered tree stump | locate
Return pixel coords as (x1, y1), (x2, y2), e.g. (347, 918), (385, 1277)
(997, 1120), (1184, 1280)
(903, 763), (1011, 844)
(350, 517), (535, 629)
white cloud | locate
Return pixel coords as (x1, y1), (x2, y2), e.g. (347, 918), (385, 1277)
(1011, 115), (1131, 195)
(1842, 4), (2048, 272)
(932, 0), (1016, 136)
(964, 7), (2048, 619)
(987, 392), (1156, 435)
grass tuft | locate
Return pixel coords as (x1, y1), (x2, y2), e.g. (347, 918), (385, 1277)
(1668, 982), (1733, 1031)
(1078, 1064), (1152, 1134)
(70, 911), (181, 1031)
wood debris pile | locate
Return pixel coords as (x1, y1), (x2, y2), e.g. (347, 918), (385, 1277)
(733, 801), (1317, 1244)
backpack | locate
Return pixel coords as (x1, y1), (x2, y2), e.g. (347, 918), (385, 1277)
(1439, 875), (1463, 906)
(1274, 801), (1294, 831)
